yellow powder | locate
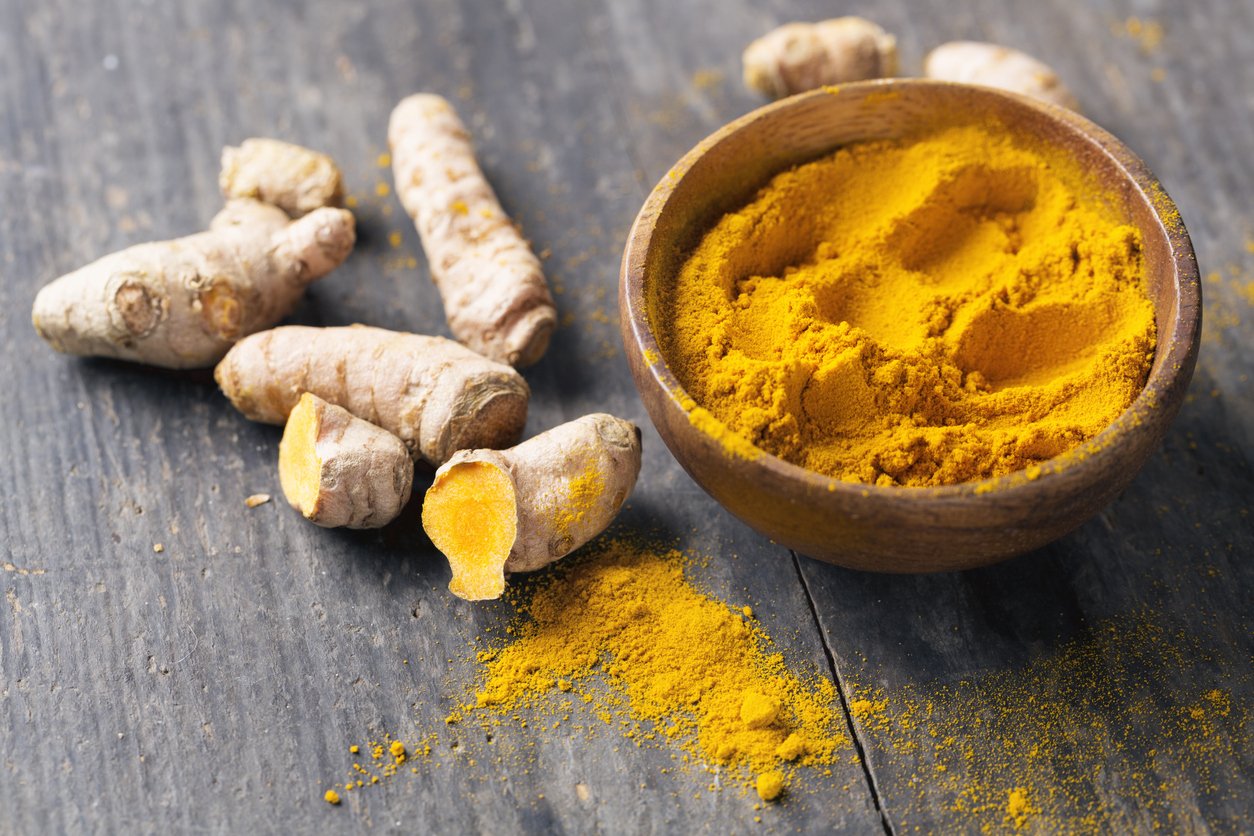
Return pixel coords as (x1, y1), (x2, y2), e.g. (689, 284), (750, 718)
(1117, 16), (1165, 53)
(688, 405), (762, 461)
(323, 789), (340, 805)
(846, 613), (1249, 832)
(775, 732), (807, 761)
(553, 461), (605, 538)
(1005, 787), (1034, 829)
(756, 770), (786, 802)
(740, 691), (781, 729)
(658, 124), (1156, 486)
(469, 541), (849, 786)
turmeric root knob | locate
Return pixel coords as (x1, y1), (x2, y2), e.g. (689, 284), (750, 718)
(422, 414), (642, 601)
(32, 199), (355, 368)
(743, 17), (898, 98)
(388, 93), (557, 368)
(220, 138), (345, 217)
(215, 325), (529, 466)
(924, 41), (1079, 111)
(279, 393), (414, 529)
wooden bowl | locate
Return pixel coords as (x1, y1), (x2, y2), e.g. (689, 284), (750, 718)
(619, 80), (1200, 573)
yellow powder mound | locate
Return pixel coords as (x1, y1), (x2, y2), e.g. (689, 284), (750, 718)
(468, 540), (849, 784)
(659, 123), (1157, 486)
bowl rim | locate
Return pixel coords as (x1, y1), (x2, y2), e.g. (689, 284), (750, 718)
(620, 79), (1201, 504)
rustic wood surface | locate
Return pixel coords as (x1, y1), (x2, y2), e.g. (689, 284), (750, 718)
(1, 0), (1249, 834)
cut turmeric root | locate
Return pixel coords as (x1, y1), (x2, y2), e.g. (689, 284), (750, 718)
(279, 393), (414, 529)
(422, 413), (642, 601)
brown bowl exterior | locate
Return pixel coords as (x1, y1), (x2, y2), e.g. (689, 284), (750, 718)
(619, 80), (1200, 573)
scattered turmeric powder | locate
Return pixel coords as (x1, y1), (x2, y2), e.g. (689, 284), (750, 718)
(466, 540), (850, 789)
(658, 123), (1156, 486)
(1004, 787), (1034, 829)
(845, 613), (1250, 832)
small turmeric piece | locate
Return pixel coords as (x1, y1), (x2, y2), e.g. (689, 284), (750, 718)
(32, 200), (355, 369)
(244, 493), (271, 509)
(742, 17), (897, 98)
(388, 94), (557, 368)
(924, 41), (1079, 110)
(220, 138), (345, 218)
(215, 325), (530, 466)
(279, 393), (414, 529)
(422, 414), (641, 601)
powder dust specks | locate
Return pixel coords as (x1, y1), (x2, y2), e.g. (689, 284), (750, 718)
(844, 613), (1251, 832)
(322, 538), (850, 805)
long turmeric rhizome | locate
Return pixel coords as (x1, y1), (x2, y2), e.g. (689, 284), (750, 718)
(658, 123), (1157, 487)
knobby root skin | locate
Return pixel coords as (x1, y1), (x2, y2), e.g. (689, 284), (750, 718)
(215, 324), (530, 466)
(220, 138), (345, 218)
(388, 93), (557, 368)
(742, 17), (898, 98)
(423, 413), (643, 601)
(31, 199), (356, 369)
(924, 41), (1079, 111)
(279, 393), (414, 529)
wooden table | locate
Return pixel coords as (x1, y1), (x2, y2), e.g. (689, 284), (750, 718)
(2, 1), (1250, 832)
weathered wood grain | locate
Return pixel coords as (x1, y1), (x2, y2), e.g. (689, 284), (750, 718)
(0, 0), (1250, 833)
(777, 0), (1254, 832)
(0, 0), (877, 833)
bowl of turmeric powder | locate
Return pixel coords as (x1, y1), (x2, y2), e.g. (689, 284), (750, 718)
(620, 80), (1199, 572)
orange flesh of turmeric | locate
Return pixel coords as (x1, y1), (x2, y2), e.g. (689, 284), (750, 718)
(278, 393), (324, 515)
(422, 461), (518, 600)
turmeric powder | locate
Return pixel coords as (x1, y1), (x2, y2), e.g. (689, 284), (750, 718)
(658, 123), (1156, 486)
(467, 540), (849, 789)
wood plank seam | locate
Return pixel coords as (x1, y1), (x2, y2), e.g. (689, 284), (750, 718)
(791, 550), (896, 836)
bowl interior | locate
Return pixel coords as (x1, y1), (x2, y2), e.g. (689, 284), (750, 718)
(621, 81), (1199, 570)
(641, 84), (1192, 396)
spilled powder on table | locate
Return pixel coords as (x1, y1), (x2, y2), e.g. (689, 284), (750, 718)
(321, 553), (1248, 830)
(845, 613), (1250, 832)
(463, 540), (850, 788)
(324, 539), (849, 804)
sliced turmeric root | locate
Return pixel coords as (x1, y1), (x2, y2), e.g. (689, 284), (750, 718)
(279, 392), (414, 529)
(422, 413), (642, 601)
(422, 461), (519, 600)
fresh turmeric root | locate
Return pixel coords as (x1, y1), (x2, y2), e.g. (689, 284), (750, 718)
(279, 393), (414, 529)
(32, 199), (355, 368)
(742, 17), (898, 98)
(220, 138), (345, 218)
(924, 41), (1079, 111)
(215, 325), (529, 466)
(388, 94), (557, 368)
(422, 413), (642, 601)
